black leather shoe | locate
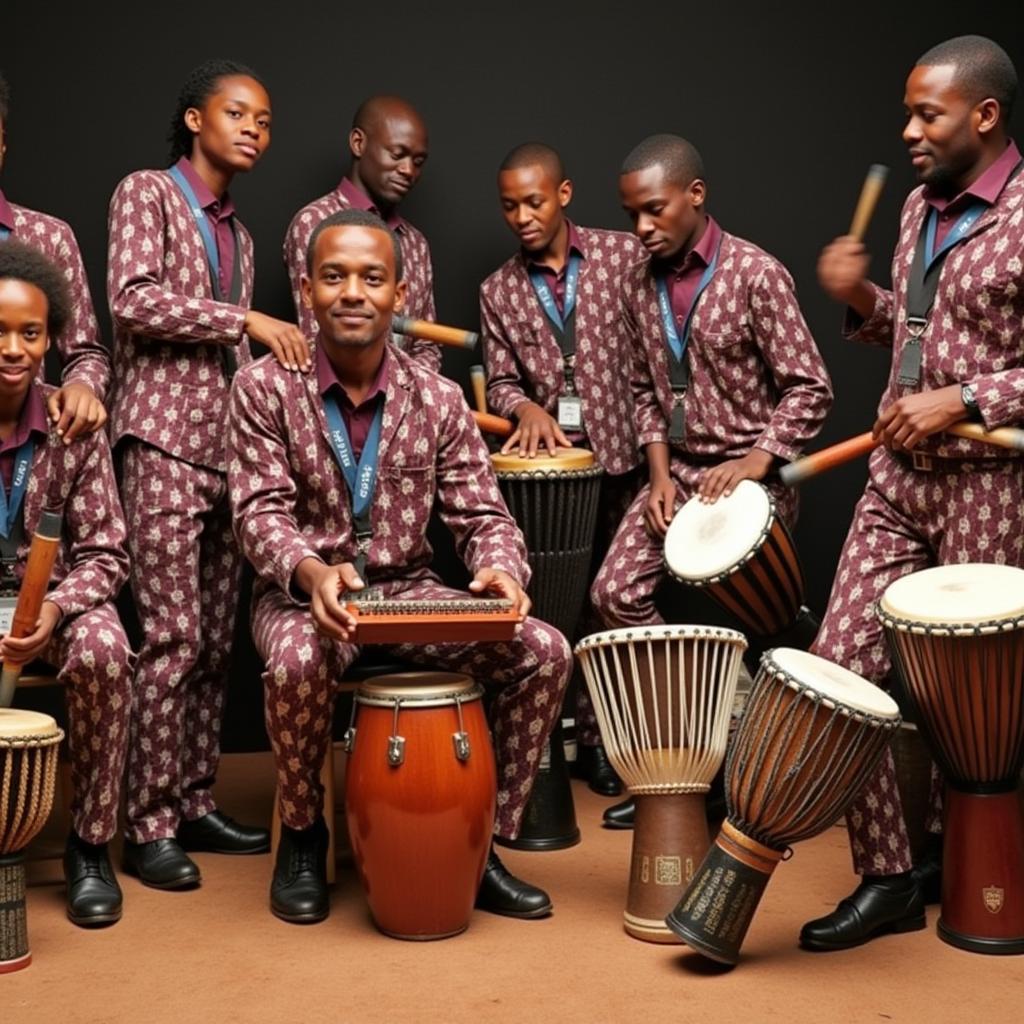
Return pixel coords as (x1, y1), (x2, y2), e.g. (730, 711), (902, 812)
(602, 797), (635, 829)
(178, 810), (270, 854)
(800, 875), (926, 951)
(475, 849), (552, 919)
(575, 744), (623, 796)
(271, 818), (329, 924)
(122, 838), (200, 890)
(63, 833), (122, 927)
(911, 834), (943, 905)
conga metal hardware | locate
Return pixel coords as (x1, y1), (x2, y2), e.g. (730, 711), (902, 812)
(387, 701), (405, 767)
(452, 697), (471, 762)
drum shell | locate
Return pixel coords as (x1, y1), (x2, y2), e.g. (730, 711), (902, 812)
(344, 689), (496, 940)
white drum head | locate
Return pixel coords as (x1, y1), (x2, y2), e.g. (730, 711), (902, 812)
(0, 707), (63, 741)
(575, 623), (748, 654)
(879, 563), (1024, 627)
(767, 648), (900, 719)
(664, 480), (773, 582)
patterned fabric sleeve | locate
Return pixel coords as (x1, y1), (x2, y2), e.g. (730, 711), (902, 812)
(401, 242), (442, 372)
(625, 285), (668, 448)
(480, 284), (530, 419)
(842, 282), (896, 347)
(283, 210), (318, 343)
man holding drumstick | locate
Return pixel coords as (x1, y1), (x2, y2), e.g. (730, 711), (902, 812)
(804, 35), (1023, 951)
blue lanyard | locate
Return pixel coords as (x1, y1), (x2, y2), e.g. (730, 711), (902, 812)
(0, 438), (34, 539)
(923, 201), (988, 268)
(0, 227), (10, 240)
(656, 245), (720, 364)
(167, 164), (223, 288)
(322, 392), (385, 523)
(529, 253), (581, 332)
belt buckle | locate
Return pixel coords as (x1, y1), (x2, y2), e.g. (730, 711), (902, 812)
(911, 451), (933, 472)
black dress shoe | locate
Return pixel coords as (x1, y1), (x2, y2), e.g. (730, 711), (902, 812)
(122, 838), (200, 890)
(271, 818), (329, 924)
(475, 849), (552, 918)
(800, 874), (926, 951)
(178, 810), (270, 854)
(602, 797), (635, 829)
(911, 834), (943, 905)
(64, 833), (123, 927)
(575, 744), (623, 796)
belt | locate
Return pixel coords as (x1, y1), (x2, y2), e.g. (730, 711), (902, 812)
(889, 449), (1020, 473)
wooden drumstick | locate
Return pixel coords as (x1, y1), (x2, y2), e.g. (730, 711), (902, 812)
(392, 315), (479, 350)
(472, 411), (514, 438)
(849, 164), (889, 241)
(781, 422), (1024, 486)
(0, 510), (62, 708)
(469, 365), (488, 414)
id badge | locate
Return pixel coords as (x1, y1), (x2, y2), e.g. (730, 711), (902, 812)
(557, 396), (584, 431)
(0, 596), (16, 636)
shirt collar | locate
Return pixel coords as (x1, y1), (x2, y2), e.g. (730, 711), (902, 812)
(174, 156), (236, 221)
(317, 341), (391, 407)
(925, 139), (1022, 212)
(0, 189), (14, 231)
(668, 215), (721, 274)
(337, 176), (405, 232)
(524, 219), (586, 273)
(0, 383), (49, 456)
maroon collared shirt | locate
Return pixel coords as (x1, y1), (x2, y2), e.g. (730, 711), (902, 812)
(317, 343), (390, 458)
(337, 177), (406, 234)
(524, 221), (585, 315)
(926, 140), (1022, 248)
(173, 157), (237, 297)
(0, 385), (49, 494)
(0, 190), (14, 234)
(663, 216), (722, 328)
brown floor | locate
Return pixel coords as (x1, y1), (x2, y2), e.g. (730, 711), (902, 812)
(8, 752), (1023, 1023)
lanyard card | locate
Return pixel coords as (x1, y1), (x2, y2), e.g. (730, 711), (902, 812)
(557, 395), (584, 431)
(0, 595), (16, 635)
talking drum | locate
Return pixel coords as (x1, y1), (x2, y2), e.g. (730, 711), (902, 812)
(491, 448), (604, 851)
(1, 708), (63, 973)
(666, 649), (900, 964)
(664, 480), (808, 638)
(878, 564), (1024, 955)
(576, 625), (747, 942)
(343, 673), (496, 940)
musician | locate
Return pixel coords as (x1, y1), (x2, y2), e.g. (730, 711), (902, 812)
(480, 142), (644, 798)
(803, 35), (1022, 952)
(0, 71), (109, 440)
(109, 60), (308, 889)
(228, 208), (572, 924)
(0, 241), (133, 927)
(283, 95), (440, 371)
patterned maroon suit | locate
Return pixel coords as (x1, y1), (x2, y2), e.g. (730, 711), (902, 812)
(107, 167), (254, 843)
(11, 383), (133, 844)
(591, 229), (833, 627)
(480, 225), (644, 744)
(283, 178), (441, 371)
(812, 150), (1024, 875)
(228, 346), (572, 839)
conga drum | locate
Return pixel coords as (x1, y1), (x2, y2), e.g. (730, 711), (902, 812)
(664, 480), (816, 644)
(344, 673), (496, 940)
(878, 564), (1024, 954)
(666, 649), (901, 964)
(491, 448), (604, 851)
(1, 708), (63, 973)
(576, 625), (747, 942)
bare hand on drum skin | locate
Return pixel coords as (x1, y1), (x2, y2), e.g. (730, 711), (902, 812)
(0, 600), (61, 664)
(817, 235), (875, 321)
(244, 310), (313, 372)
(503, 401), (570, 458)
(698, 449), (774, 503)
(295, 557), (362, 642)
(469, 568), (531, 618)
(645, 476), (678, 537)
(873, 386), (968, 450)
(47, 382), (107, 443)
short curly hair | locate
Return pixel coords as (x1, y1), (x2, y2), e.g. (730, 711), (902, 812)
(0, 239), (72, 336)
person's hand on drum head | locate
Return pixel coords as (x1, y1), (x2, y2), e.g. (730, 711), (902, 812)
(697, 449), (774, 504)
(295, 557), (362, 642)
(470, 567), (531, 619)
(503, 401), (570, 458)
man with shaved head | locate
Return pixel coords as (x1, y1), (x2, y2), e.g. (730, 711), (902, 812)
(284, 95), (440, 370)
(804, 35), (1023, 952)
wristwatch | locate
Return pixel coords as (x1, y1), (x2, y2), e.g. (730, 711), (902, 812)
(961, 382), (982, 421)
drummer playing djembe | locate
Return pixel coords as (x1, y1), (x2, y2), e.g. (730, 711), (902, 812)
(227, 208), (572, 925)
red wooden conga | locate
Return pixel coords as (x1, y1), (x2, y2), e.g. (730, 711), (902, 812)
(344, 673), (496, 940)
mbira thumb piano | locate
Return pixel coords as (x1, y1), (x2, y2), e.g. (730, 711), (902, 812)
(342, 594), (521, 644)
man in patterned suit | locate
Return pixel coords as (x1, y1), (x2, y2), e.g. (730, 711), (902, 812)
(0, 241), (133, 927)
(0, 72), (110, 440)
(229, 209), (572, 924)
(283, 95), (440, 371)
(109, 60), (310, 890)
(801, 35), (1023, 952)
(480, 142), (643, 800)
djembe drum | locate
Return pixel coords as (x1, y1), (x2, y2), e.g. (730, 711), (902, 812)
(575, 625), (747, 942)
(491, 448), (604, 851)
(1, 708), (63, 973)
(666, 648), (901, 964)
(344, 673), (496, 940)
(878, 563), (1024, 954)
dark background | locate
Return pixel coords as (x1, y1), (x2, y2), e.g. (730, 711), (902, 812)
(4, 2), (1021, 747)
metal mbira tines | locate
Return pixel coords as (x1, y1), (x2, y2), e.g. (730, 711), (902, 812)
(342, 596), (519, 644)
(666, 648), (900, 965)
(878, 564), (1024, 955)
(1, 709), (63, 973)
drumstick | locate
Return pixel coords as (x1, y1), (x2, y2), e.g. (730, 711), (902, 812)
(0, 510), (63, 708)
(472, 411), (514, 438)
(781, 423), (1024, 486)
(469, 365), (488, 414)
(849, 164), (889, 241)
(392, 315), (479, 350)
